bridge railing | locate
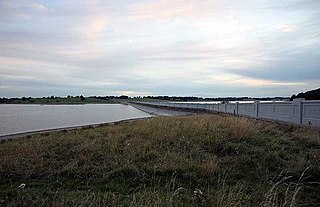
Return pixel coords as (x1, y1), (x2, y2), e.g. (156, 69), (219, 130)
(131, 99), (320, 127)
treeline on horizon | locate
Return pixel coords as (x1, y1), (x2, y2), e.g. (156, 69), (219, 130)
(0, 95), (288, 103)
(1, 88), (319, 103)
(0, 95), (87, 103)
(290, 88), (320, 101)
(139, 96), (288, 101)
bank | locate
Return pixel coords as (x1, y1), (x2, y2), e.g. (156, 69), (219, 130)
(0, 114), (319, 206)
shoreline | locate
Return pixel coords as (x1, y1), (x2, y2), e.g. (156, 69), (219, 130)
(0, 117), (153, 141)
(128, 102), (194, 116)
(1, 111), (319, 206)
(0, 104), (192, 141)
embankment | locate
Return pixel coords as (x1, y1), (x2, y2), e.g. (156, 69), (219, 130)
(1, 114), (319, 206)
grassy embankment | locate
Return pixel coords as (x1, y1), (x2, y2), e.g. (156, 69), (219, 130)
(0, 114), (319, 206)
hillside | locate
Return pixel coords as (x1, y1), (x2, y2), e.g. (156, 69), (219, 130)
(0, 115), (319, 206)
(291, 88), (320, 100)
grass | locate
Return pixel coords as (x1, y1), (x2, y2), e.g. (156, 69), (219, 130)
(0, 114), (319, 206)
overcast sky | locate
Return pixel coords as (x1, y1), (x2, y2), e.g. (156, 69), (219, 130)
(0, 0), (319, 98)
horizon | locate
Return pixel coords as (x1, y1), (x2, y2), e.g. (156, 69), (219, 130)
(0, 93), (298, 99)
(1, 0), (319, 97)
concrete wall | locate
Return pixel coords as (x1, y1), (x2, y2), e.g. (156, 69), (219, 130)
(134, 99), (320, 127)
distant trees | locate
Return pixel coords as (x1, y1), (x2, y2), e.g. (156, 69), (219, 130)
(0, 97), (7, 103)
(290, 94), (296, 101)
(118, 95), (129, 99)
(21, 97), (32, 101)
(80, 95), (85, 101)
(290, 88), (320, 100)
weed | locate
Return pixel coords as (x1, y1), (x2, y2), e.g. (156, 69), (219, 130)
(0, 115), (319, 206)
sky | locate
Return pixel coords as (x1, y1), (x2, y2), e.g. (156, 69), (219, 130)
(0, 0), (319, 98)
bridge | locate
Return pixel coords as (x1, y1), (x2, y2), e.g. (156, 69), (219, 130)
(133, 99), (320, 127)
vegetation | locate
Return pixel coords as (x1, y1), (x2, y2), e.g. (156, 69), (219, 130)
(141, 96), (289, 102)
(0, 97), (116, 104)
(0, 115), (319, 206)
(1, 95), (292, 105)
(290, 88), (320, 100)
(0, 96), (165, 105)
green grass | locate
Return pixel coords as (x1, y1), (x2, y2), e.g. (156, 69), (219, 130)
(0, 115), (319, 206)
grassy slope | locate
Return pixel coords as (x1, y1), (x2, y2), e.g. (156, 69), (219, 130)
(0, 115), (319, 206)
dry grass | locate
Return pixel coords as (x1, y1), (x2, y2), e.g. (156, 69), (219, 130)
(0, 114), (319, 206)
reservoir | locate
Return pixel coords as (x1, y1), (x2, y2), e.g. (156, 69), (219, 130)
(0, 104), (151, 136)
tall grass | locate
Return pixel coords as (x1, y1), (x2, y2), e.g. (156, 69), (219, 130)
(0, 114), (319, 206)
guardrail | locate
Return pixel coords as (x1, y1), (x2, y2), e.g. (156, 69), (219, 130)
(132, 99), (320, 127)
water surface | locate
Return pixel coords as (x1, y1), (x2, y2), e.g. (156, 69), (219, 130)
(0, 104), (151, 136)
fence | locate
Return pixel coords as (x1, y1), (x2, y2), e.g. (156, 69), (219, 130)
(134, 99), (320, 127)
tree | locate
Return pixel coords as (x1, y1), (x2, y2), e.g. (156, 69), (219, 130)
(118, 95), (129, 99)
(290, 94), (296, 101)
(80, 95), (85, 101)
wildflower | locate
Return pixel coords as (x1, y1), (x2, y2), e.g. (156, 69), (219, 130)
(18, 183), (26, 189)
(194, 188), (203, 195)
(193, 188), (204, 207)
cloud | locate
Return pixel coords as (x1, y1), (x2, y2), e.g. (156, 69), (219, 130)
(0, 0), (319, 97)
(130, 0), (236, 22)
(30, 2), (48, 12)
(113, 90), (150, 96)
(0, 56), (40, 65)
(281, 24), (298, 33)
(74, 1), (109, 43)
(0, 0), (48, 21)
(1, 0), (47, 11)
(78, 16), (108, 43)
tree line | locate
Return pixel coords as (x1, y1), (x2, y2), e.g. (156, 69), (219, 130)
(290, 88), (320, 100)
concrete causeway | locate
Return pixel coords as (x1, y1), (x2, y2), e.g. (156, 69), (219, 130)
(128, 103), (193, 117)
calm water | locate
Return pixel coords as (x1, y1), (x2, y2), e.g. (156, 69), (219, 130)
(0, 104), (151, 136)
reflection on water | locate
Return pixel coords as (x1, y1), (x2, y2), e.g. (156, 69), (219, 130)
(0, 104), (151, 136)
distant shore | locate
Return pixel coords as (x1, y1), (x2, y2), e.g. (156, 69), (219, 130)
(0, 97), (116, 105)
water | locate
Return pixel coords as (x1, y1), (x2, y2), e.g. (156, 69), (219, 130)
(0, 104), (151, 136)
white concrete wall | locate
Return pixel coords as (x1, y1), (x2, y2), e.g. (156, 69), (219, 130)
(302, 100), (320, 126)
(134, 99), (320, 127)
(238, 103), (255, 117)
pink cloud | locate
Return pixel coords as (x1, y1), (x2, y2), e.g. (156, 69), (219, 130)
(30, 2), (48, 12)
(0, 57), (39, 65)
(281, 24), (298, 33)
(78, 16), (108, 42)
(130, 0), (224, 21)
